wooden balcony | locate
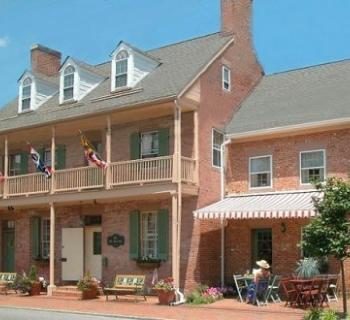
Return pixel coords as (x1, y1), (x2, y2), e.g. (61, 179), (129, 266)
(0, 156), (197, 199)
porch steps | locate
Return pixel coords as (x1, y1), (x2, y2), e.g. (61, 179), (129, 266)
(51, 286), (104, 299)
(51, 286), (82, 299)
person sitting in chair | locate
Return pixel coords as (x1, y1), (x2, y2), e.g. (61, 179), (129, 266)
(247, 260), (271, 304)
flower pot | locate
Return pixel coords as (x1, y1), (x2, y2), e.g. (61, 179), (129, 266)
(29, 282), (41, 296)
(155, 289), (175, 305)
(136, 261), (161, 269)
(81, 287), (97, 300)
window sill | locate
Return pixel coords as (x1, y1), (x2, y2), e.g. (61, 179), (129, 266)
(60, 99), (78, 106)
(136, 259), (161, 269)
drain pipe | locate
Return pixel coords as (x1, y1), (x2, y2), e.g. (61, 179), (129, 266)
(220, 138), (231, 289)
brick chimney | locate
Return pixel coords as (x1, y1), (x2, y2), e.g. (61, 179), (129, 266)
(31, 44), (61, 77)
(221, 0), (253, 41)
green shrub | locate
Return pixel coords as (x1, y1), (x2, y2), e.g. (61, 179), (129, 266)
(296, 257), (320, 279)
(186, 284), (223, 305)
(304, 309), (347, 320)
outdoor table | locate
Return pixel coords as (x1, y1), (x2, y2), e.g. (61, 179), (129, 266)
(289, 279), (313, 307)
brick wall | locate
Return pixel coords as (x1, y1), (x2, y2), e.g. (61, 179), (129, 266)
(31, 45), (61, 77)
(226, 128), (350, 194)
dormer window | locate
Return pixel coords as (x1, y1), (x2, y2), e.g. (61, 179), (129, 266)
(115, 50), (128, 88)
(63, 65), (75, 101)
(22, 78), (32, 111)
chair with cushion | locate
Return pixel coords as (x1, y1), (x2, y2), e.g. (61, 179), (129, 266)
(254, 278), (270, 306)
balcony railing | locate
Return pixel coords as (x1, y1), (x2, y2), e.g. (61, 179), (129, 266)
(0, 156), (196, 198)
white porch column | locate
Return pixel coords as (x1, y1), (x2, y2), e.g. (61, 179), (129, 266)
(3, 136), (8, 198)
(193, 110), (199, 185)
(171, 194), (178, 286)
(50, 127), (56, 194)
(47, 202), (56, 295)
(105, 116), (112, 189)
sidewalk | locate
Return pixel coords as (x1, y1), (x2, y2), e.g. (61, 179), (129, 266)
(0, 294), (347, 320)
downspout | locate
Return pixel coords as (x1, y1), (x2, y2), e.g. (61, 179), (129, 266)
(220, 138), (231, 289)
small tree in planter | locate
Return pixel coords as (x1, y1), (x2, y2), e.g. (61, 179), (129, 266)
(301, 177), (350, 317)
(295, 257), (320, 279)
(153, 277), (176, 305)
(77, 273), (98, 299)
(12, 265), (41, 295)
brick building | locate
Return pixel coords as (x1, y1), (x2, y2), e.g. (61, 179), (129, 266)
(195, 60), (350, 293)
(0, 0), (262, 294)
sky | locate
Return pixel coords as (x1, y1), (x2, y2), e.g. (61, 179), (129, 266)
(0, 0), (350, 107)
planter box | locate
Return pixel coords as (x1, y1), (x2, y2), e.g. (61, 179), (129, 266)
(81, 287), (97, 300)
(136, 261), (161, 269)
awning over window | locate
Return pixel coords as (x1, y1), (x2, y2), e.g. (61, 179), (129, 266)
(194, 191), (321, 220)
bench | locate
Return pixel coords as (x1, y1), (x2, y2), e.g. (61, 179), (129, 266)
(103, 274), (146, 301)
(0, 272), (17, 295)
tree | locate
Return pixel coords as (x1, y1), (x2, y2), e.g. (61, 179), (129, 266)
(301, 177), (350, 317)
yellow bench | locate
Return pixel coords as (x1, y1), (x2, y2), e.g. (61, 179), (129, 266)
(103, 274), (146, 301)
(0, 272), (17, 295)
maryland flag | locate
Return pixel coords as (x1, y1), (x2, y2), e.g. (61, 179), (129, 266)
(28, 144), (52, 178)
(79, 131), (107, 169)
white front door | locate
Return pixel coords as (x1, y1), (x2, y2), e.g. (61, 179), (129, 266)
(62, 228), (84, 281)
(84, 227), (102, 279)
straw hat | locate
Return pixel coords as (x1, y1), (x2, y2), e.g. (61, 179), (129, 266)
(256, 260), (270, 269)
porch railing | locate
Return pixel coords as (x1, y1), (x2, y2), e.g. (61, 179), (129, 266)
(0, 155), (197, 198)
(110, 156), (173, 186)
(54, 166), (104, 192)
(6, 172), (50, 196)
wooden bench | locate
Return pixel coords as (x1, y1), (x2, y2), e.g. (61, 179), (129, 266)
(0, 272), (17, 295)
(103, 274), (146, 301)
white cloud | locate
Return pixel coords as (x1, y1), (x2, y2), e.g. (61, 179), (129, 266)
(0, 37), (9, 48)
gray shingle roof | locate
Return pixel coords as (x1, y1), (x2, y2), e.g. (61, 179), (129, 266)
(226, 59), (350, 135)
(0, 33), (232, 133)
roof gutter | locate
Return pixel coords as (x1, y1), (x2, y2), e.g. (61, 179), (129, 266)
(178, 36), (234, 98)
(226, 117), (350, 140)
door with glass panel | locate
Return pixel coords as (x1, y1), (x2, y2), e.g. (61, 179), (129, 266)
(2, 221), (15, 272)
(251, 229), (272, 269)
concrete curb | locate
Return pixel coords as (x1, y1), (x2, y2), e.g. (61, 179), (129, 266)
(0, 305), (174, 320)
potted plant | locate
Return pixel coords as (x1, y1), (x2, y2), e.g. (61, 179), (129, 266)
(77, 272), (98, 299)
(136, 256), (161, 269)
(153, 277), (176, 305)
(295, 257), (320, 279)
(12, 265), (41, 296)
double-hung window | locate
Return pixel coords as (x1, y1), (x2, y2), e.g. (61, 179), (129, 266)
(22, 78), (32, 111)
(249, 155), (272, 188)
(222, 65), (231, 91)
(141, 212), (158, 259)
(41, 218), (50, 259)
(115, 50), (128, 88)
(63, 66), (75, 101)
(300, 150), (325, 184)
(212, 129), (224, 168)
(141, 132), (159, 159)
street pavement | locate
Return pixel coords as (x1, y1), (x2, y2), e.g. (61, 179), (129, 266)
(0, 307), (154, 320)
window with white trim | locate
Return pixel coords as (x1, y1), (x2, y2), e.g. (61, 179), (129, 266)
(141, 131), (159, 159)
(115, 50), (129, 88)
(141, 212), (158, 258)
(212, 129), (224, 167)
(222, 65), (231, 91)
(63, 65), (75, 101)
(41, 218), (50, 259)
(249, 155), (272, 188)
(300, 150), (325, 184)
(43, 148), (58, 167)
(22, 77), (32, 111)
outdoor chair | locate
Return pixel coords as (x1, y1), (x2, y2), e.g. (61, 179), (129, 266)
(280, 278), (297, 307)
(268, 275), (282, 303)
(316, 277), (329, 307)
(254, 278), (270, 306)
(233, 274), (248, 303)
(326, 274), (339, 303)
(300, 278), (321, 308)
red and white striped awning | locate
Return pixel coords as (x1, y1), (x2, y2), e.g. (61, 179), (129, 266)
(194, 191), (321, 220)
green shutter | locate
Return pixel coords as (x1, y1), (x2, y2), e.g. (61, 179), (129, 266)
(158, 128), (169, 156)
(129, 210), (140, 260)
(130, 132), (141, 160)
(31, 217), (41, 260)
(157, 209), (169, 261)
(19, 152), (28, 174)
(56, 145), (66, 170)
